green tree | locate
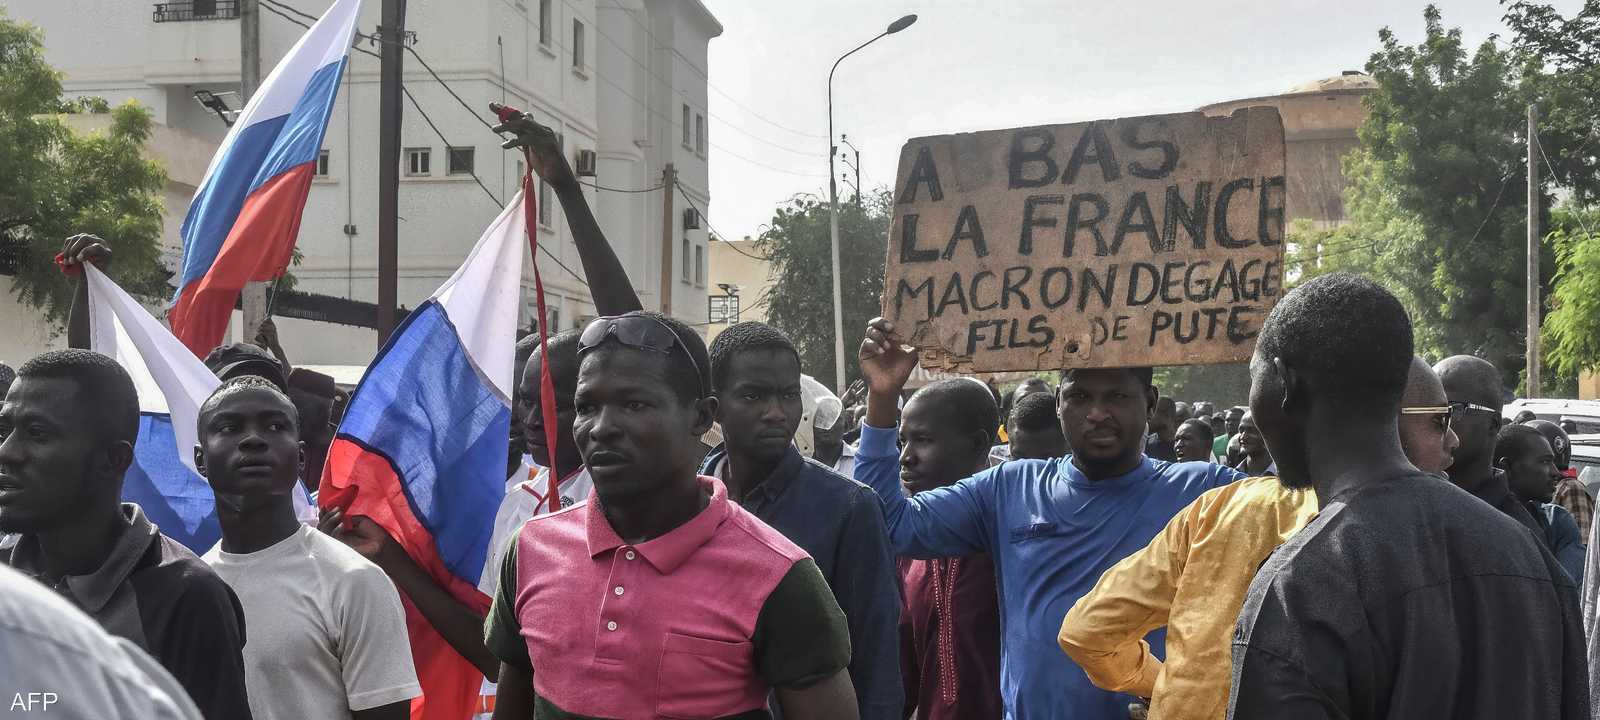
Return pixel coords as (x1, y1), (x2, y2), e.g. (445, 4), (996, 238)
(1542, 207), (1600, 379)
(1, 9), (167, 324)
(1355, 6), (1551, 385)
(762, 190), (890, 392)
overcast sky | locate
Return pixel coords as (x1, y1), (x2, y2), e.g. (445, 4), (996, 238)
(698, 0), (1584, 241)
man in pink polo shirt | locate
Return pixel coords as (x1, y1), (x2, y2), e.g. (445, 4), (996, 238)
(484, 311), (860, 720)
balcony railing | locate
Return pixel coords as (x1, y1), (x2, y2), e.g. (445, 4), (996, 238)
(153, 0), (240, 22)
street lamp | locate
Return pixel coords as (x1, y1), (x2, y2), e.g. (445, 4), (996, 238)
(827, 13), (917, 394)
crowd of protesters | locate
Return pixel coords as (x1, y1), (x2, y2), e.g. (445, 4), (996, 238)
(2, 112), (1599, 720)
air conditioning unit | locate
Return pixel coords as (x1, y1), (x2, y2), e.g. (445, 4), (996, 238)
(683, 208), (701, 230)
(574, 149), (597, 177)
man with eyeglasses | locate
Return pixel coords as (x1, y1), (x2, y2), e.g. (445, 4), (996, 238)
(1435, 356), (1546, 537)
(1059, 355), (1457, 719)
(484, 311), (860, 719)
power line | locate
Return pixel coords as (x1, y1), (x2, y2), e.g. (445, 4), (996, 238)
(579, 180), (662, 193)
(272, 0), (825, 178)
(259, 2), (590, 288)
(1534, 131), (1599, 240)
(401, 85), (589, 287)
(597, 0), (828, 141)
(570, 0), (817, 157)
(403, 45), (502, 134)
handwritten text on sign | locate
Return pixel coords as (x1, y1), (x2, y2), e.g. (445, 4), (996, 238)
(882, 108), (1288, 372)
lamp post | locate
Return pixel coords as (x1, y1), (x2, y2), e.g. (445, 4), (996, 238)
(827, 13), (917, 394)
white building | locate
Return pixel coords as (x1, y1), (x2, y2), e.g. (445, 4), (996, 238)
(4, 0), (719, 367)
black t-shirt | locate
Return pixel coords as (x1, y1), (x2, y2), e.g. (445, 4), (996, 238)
(3, 504), (252, 720)
(1229, 474), (1588, 720)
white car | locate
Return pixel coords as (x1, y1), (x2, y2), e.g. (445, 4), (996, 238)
(1573, 434), (1600, 499)
(1502, 398), (1600, 435)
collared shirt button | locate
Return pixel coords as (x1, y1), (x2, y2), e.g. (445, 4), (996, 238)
(625, 550), (637, 560)
(606, 621), (618, 631)
(614, 586), (625, 596)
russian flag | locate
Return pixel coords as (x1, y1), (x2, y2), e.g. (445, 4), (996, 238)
(86, 264), (224, 551)
(321, 193), (528, 720)
(86, 265), (318, 553)
(169, 0), (362, 357)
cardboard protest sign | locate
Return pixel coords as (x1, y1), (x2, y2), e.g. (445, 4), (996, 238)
(882, 107), (1287, 372)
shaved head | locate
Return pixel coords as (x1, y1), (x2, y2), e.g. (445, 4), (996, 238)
(1434, 356), (1503, 411)
(1402, 356), (1447, 407)
(1434, 355), (1504, 483)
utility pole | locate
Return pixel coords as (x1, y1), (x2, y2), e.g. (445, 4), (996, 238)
(659, 164), (676, 316)
(240, 0), (267, 339)
(1526, 103), (1542, 398)
(376, 0), (406, 345)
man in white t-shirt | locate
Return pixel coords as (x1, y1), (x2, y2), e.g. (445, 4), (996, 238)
(196, 377), (419, 720)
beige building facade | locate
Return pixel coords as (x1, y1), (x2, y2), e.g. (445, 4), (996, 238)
(1199, 71), (1376, 228)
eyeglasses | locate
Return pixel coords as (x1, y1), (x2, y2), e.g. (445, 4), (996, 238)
(1447, 400), (1499, 420)
(1401, 405), (1451, 433)
(577, 315), (706, 398)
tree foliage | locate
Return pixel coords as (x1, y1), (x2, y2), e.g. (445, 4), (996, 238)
(1542, 207), (1600, 378)
(761, 190), (890, 392)
(1278, 5), (1600, 390)
(0, 9), (167, 324)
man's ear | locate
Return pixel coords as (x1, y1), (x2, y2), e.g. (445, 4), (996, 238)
(1145, 384), (1160, 416)
(193, 443), (208, 477)
(692, 396), (718, 437)
(297, 440), (307, 479)
(104, 440), (134, 477)
(1272, 357), (1301, 414)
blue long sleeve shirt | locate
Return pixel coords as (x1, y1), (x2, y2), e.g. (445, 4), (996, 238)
(855, 423), (1243, 720)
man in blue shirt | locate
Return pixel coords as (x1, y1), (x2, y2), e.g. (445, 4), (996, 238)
(702, 321), (903, 720)
(855, 318), (1242, 719)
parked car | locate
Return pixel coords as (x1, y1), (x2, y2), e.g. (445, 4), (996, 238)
(1573, 434), (1600, 500)
(1502, 398), (1600, 435)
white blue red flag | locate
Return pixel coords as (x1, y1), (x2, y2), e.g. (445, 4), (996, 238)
(170, 0), (361, 356)
(321, 192), (528, 720)
(87, 265), (316, 552)
(87, 264), (223, 550)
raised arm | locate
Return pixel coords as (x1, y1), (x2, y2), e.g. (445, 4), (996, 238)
(491, 103), (641, 316)
(61, 234), (113, 349)
(855, 318), (991, 559)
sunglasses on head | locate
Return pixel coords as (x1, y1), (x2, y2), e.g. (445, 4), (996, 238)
(1400, 405), (1451, 433)
(577, 315), (706, 399)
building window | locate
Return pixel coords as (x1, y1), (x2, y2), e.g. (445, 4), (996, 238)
(682, 104), (692, 147)
(405, 147), (431, 176)
(315, 149), (330, 177)
(538, 179), (553, 227)
(447, 146), (475, 175)
(695, 114), (705, 156)
(515, 159), (525, 184)
(681, 235), (691, 282)
(539, 0), (552, 46)
(694, 243), (705, 286)
(572, 20), (585, 70)
(709, 294), (740, 324)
